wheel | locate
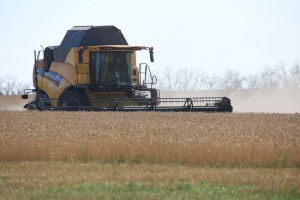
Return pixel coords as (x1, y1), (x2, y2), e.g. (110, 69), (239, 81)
(29, 92), (51, 111)
(58, 91), (87, 108)
(39, 92), (51, 106)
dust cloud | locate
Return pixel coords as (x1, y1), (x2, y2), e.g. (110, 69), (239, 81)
(0, 95), (32, 111)
(160, 88), (300, 113)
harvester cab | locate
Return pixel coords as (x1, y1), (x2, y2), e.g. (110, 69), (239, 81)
(22, 25), (233, 112)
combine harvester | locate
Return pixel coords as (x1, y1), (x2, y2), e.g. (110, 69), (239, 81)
(22, 26), (233, 112)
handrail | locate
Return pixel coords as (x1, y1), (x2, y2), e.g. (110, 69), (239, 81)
(138, 63), (157, 88)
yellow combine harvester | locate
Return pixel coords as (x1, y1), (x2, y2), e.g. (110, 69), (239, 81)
(22, 25), (233, 112)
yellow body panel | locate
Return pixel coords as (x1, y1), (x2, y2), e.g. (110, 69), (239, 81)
(76, 63), (90, 84)
(84, 90), (126, 99)
(50, 62), (75, 85)
(64, 49), (76, 67)
(132, 66), (139, 85)
(84, 89), (128, 107)
(33, 45), (149, 107)
(34, 60), (75, 101)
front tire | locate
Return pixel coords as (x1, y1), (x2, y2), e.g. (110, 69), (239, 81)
(58, 91), (86, 109)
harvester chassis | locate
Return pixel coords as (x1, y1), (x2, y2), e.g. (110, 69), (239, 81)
(23, 92), (233, 112)
(21, 25), (234, 112)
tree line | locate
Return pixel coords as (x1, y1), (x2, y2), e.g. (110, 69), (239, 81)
(155, 62), (300, 91)
(1, 62), (299, 95)
(0, 75), (30, 95)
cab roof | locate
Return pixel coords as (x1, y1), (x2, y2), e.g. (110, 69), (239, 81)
(60, 26), (128, 47)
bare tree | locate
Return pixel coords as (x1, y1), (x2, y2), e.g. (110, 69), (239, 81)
(3, 74), (18, 95)
(218, 70), (245, 89)
(155, 73), (166, 91)
(190, 70), (207, 90)
(150, 62), (300, 91)
(290, 63), (300, 88)
(245, 74), (261, 89)
(15, 82), (30, 95)
(276, 61), (290, 88)
(260, 66), (279, 88)
(0, 76), (4, 95)
(173, 70), (183, 90)
(159, 67), (184, 91)
(180, 69), (194, 91)
(206, 73), (219, 90)
(0, 74), (30, 95)
(162, 67), (173, 91)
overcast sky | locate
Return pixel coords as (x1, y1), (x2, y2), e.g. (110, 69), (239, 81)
(1, 0), (299, 84)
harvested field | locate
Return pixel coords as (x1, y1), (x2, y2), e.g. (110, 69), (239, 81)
(0, 111), (299, 167)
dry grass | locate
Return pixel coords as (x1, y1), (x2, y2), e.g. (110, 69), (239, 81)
(0, 110), (299, 167)
(1, 96), (300, 198)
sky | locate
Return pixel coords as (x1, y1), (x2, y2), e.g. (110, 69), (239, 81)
(0, 0), (300, 84)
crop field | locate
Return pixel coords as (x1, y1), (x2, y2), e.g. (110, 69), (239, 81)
(0, 95), (300, 199)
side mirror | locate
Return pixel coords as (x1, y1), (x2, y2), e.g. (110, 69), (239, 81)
(149, 47), (154, 62)
(44, 47), (53, 72)
(22, 95), (28, 99)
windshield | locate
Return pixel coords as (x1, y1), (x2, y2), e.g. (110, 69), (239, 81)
(89, 52), (132, 86)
